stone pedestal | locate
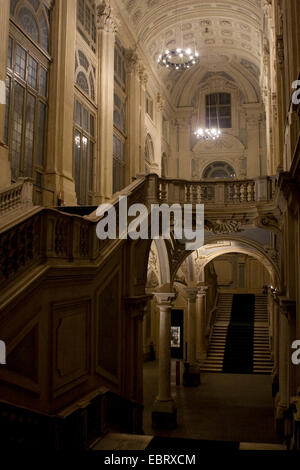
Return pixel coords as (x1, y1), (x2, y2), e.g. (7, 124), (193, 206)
(152, 292), (177, 429)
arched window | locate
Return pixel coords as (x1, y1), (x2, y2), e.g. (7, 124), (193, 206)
(75, 50), (96, 102)
(113, 42), (127, 193)
(203, 162), (236, 179)
(11, 1), (50, 52)
(76, 0), (97, 53)
(76, 71), (89, 95)
(206, 93), (231, 128)
(6, 0), (51, 189)
(145, 134), (154, 163)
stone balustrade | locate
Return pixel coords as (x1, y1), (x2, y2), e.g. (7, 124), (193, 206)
(0, 178), (33, 215)
(157, 176), (275, 205)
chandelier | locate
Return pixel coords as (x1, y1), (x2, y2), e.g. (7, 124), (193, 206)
(194, 127), (221, 140)
(158, 0), (199, 71)
(158, 48), (199, 71)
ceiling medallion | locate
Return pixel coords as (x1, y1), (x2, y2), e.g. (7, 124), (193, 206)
(158, 48), (199, 71)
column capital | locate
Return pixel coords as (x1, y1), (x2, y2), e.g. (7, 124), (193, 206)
(197, 285), (208, 297)
(154, 292), (176, 307)
(96, 0), (118, 33)
(126, 49), (139, 73)
(185, 287), (197, 302)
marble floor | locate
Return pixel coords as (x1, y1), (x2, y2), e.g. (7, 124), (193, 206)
(143, 360), (281, 444)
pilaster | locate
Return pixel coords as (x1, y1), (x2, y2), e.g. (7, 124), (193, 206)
(0, 0), (11, 188)
(45, 0), (77, 206)
(95, 0), (118, 202)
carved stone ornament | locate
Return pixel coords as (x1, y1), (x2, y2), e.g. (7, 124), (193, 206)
(96, 0), (118, 32)
(204, 219), (243, 234)
(264, 246), (280, 265)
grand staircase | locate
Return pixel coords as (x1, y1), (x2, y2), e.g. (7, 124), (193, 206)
(200, 293), (273, 374)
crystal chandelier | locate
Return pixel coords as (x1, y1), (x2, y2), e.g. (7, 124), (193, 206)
(194, 127), (221, 140)
(158, 0), (199, 71)
(158, 48), (199, 71)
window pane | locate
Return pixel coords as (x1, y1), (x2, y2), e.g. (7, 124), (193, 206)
(74, 130), (81, 203)
(39, 67), (48, 97)
(24, 93), (36, 177)
(77, 0), (84, 24)
(15, 44), (26, 79)
(17, 7), (39, 43)
(4, 76), (11, 145)
(82, 106), (88, 131)
(75, 100), (82, 126)
(7, 37), (12, 69)
(89, 141), (94, 191)
(85, 5), (90, 33)
(37, 101), (46, 167)
(219, 106), (230, 117)
(11, 82), (25, 179)
(81, 136), (88, 204)
(76, 71), (89, 95)
(220, 93), (231, 105)
(90, 114), (95, 137)
(28, 56), (38, 89)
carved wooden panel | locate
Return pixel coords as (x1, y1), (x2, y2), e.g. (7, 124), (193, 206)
(52, 298), (91, 397)
(96, 269), (121, 382)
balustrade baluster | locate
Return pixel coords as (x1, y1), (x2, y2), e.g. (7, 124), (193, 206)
(185, 184), (191, 204)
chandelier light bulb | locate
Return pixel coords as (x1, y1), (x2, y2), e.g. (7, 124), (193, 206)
(194, 127), (222, 141)
(158, 48), (200, 71)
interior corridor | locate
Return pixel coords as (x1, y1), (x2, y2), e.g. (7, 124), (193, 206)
(143, 360), (281, 444)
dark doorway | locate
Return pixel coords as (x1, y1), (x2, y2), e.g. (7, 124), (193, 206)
(171, 309), (184, 359)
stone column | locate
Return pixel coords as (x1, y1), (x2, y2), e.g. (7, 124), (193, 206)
(124, 295), (152, 434)
(185, 288), (197, 364)
(152, 292), (177, 429)
(126, 50), (140, 181)
(95, 0), (117, 202)
(44, 0), (77, 206)
(275, 297), (296, 434)
(0, 0), (11, 188)
(184, 287), (200, 387)
(138, 67), (147, 174)
(196, 286), (208, 360)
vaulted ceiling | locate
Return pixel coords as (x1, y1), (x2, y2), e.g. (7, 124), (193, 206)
(117, 0), (265, 103)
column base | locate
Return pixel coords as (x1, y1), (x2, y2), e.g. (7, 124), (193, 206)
(275, 401), (288, 437)
(152, 399), (177, 430)
(183, 363), (200, 387)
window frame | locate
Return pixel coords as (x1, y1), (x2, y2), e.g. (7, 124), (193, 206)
(6, 30), (49, 183)
(205, 92), (232, 129)
(73, 97), (96, 205)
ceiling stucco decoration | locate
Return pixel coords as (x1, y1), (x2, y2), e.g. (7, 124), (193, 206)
(119, 0), (263, 82)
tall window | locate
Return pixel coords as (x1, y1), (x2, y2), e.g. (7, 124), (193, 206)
(206, 93), (231, 128)
(10, 0), (50, 52)
(113, 42), (127, 193)
(73, 99), (95, 205)
(146, 92), (154, 120)
(6, 1), (50, 183)
(76, 0), (96, 53)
